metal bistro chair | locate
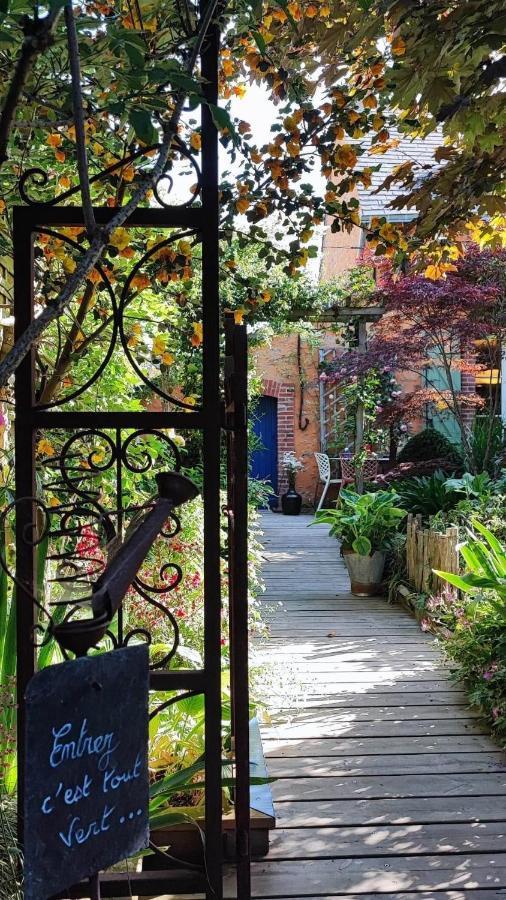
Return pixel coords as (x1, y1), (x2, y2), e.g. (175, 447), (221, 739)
(340, 454), (379, 488)
(314, 452), (342, 511)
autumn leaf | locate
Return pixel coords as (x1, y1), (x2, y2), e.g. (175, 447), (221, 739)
(234, 307), (247, 324)
(37, 439), (55, 457)
(391, 35), (406, 56)
(235, 197), (250, 214)
(109, 228), (130, 251)
(191, 322), (203, 347)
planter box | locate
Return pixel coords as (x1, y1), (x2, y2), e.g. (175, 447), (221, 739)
(142, 718), (275, 888)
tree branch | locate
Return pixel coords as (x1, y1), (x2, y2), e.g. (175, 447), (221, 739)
(64, 0), (96, 238)
(0, 7), (64, 165)
(0, 0), (220, 389)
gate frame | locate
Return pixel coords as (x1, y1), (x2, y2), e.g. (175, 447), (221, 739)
(11, 3), (251, 895)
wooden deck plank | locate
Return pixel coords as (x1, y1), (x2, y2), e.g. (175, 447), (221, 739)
(264, 692), (471, 708)
(270, 773), (506, 802)
(266, 752), (506, 777)
(250, 512), (506, 900)
(247, 854), (506, 895)
(266, 705), (479, 720)
(266, 822), (506, 858)
(272, 795), (506, 828)
(262, 735), (499, 756)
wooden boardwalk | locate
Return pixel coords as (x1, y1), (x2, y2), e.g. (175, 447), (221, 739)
(248, 512), (506, 900)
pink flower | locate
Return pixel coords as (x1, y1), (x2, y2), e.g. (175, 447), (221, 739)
(175, 607), (186, 619)
(492, 707), (502, 720)
(319, 373), (328, 382)
(0, 412), (6, 427)
(483, 662), (498, 680)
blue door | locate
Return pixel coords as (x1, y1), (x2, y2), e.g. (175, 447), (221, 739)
(251, 395), (278, 506)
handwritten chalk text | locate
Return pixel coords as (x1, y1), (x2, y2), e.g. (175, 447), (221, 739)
(50, 719), (118, 771)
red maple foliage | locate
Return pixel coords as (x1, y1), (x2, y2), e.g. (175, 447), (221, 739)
(326, 250), (506, 467)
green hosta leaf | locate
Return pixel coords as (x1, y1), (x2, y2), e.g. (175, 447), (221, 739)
(352, 536), (371, 556)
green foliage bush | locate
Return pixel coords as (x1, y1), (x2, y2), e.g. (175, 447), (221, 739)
(397, 427), (463, 466)
(422, 589), (506, 746)
(390, 470), (462, 519)
(444, 606), (506, 744)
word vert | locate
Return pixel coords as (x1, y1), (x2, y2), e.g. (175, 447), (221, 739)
(41, 718), (143, 849)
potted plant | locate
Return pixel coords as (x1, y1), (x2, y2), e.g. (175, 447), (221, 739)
(314, 488), (407, 595)
(281, 452), (304, 515)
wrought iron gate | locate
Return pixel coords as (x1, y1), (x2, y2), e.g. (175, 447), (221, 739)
(10, 4), (251, 897)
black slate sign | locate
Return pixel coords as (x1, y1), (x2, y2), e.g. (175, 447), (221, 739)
(24, 644), (150, 900)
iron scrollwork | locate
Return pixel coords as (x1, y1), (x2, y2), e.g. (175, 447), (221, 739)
(4, 427), (194, 668)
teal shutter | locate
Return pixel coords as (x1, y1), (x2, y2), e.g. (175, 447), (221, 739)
(424, 359), (462, 444)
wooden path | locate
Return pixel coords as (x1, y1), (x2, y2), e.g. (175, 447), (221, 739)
(248, 512), (506, 900)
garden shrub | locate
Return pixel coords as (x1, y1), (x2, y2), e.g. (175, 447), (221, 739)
(389, 470), (462, 518)
(397, 427), (463, 466)
(421, 592), (506, 746)
(444, 604), (506, 744)
(375, 457), (460, 484)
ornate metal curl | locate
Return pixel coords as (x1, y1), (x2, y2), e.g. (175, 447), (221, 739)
(34, 228), (118, 410)
(19, 136), (202, 209)
(34, 427), (192, 666)
(117, 231), (201, 410)
(0, 497), (60, 647)
(34, 225), (202, 412)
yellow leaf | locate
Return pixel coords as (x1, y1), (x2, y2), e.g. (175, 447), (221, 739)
(178, 239), (193, 257)
(190, 132), (202, 151)
(234, 307), (247, 325)
(191, 322), (203, 347)
(109, 228), (130, 251)
(62, 256), (76, 274)
(122, 164), (135, 182)
(162, 351), (175, 366)
(37, 439), (55, 457)
(47, 133), (62, 148)
(152, 334), (166, 356)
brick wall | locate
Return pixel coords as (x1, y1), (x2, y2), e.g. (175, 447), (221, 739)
(252, 332), (338, 506)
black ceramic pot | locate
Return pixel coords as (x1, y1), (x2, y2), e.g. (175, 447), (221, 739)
(281, 487), (302, 515)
